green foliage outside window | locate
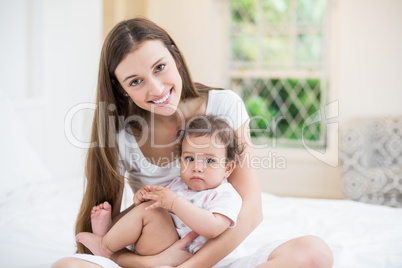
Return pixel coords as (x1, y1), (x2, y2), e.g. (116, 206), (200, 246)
(236, 78), (321, 141)
(229, 0), (327, 145)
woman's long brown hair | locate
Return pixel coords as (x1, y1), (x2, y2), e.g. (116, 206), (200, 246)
(75, 18), (217, 253)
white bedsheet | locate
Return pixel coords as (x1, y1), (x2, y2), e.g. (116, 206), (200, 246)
(0, 177), (401, 268)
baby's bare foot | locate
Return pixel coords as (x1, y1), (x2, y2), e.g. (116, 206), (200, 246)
(76, 232), (112, 258)
(91, 201), (112, 236)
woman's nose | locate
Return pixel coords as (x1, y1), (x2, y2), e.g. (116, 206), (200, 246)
(148, 77), (164, 96)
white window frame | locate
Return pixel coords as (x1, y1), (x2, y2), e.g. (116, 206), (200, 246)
(228, 0), (331, 148)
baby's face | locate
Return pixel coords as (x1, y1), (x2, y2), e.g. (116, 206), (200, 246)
(180, 135), (234, 191)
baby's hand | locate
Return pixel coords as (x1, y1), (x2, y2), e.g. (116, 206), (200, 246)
(133, 186), (151, 206)
(142, 185), (179, 211)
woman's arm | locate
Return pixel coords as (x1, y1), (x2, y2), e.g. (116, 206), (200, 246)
(144, 186), (232, 239)
(178, 122), (263, 268)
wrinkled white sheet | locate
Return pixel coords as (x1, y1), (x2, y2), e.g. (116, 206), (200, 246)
(0, 177), (401, 268)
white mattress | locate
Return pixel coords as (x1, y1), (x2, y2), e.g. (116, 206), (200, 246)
(0, 176), (401, 268)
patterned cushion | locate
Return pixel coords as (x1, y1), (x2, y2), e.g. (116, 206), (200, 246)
(341, 117), (402, 207)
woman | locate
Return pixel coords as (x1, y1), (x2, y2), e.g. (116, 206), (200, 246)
(52, 18), (333, 268)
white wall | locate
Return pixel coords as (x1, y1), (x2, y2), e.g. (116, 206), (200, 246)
(41, 0), (102, 180)
(0, 0), (29, 100)
(146, 0), (230, 89)
(337, 0), (402, 122)
(0, 0), (102, 181)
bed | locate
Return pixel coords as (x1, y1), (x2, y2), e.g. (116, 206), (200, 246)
(1, 99), (402, 268)
(1, 177), (402, 268)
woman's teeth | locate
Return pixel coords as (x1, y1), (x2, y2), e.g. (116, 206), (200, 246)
(153, 90), (170, 104)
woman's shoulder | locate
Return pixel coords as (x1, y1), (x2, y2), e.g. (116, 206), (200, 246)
(207, 89), (242, 99)
(116, 126), (141, 153)
(116, 125), (141, 142)
(206, 89), (249, 130)
(206, 89), (243, 108)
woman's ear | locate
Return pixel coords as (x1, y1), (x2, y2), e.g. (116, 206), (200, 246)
(112, 79), (129, 97)
(224, 160), (236, 178)
(122, 90), (129, 97)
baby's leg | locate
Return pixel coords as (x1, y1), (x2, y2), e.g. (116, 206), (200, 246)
(77, 201), (178, 257)
(76, 232), (109, 257)
(77, 202), (146, 258)
(134, 202), (179, 256)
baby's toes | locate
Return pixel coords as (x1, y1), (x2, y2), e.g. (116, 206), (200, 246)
(91, 206), (99, 214)
(102, 201), (111, 211)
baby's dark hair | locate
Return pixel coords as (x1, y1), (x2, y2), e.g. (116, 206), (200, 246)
(177, 115), (244, 163)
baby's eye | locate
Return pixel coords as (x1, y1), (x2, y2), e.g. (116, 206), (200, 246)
(155, 64), (166, 72)
(130, 78), (142, 86)
(205, 158), (215, 164)
(184, 156), (194, 162)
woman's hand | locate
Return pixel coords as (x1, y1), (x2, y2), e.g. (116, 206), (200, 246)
(142, 185), (178, 211)
(157, 231), (198, 267)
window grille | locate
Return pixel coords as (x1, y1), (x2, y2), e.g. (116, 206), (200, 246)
(229, 0), (328, 147)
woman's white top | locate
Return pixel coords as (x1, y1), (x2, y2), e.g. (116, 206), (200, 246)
(116, 89), (249, 193)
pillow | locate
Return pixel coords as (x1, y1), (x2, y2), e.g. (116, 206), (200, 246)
(0, 98), (50, 198)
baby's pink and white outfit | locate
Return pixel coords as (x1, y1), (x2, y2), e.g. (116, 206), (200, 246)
(167, 176), (242, 254)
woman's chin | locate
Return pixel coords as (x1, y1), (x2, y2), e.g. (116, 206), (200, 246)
(151, 105), (179, 117)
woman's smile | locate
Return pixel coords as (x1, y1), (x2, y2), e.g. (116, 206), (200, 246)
(148, 87), (173, 107)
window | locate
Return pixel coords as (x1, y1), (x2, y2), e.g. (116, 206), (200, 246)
(229, 0), (329, 147)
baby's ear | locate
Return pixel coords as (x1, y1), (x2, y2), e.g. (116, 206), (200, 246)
(224, 160), (236, 178)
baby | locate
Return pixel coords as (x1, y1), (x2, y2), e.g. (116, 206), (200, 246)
(76, 115), (243, 257)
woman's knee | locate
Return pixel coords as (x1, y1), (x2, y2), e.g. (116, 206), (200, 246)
(268, 235), (333, 268)
(294, 235), (334, 268)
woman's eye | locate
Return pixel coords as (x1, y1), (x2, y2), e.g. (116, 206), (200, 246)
(184, 156), (194, 162)
(155, 64), (166, 72)
(205, 158), (215, 164)
(130, 78), (142, 86)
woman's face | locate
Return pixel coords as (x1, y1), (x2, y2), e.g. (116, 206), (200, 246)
(115, 40), (183, 116)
